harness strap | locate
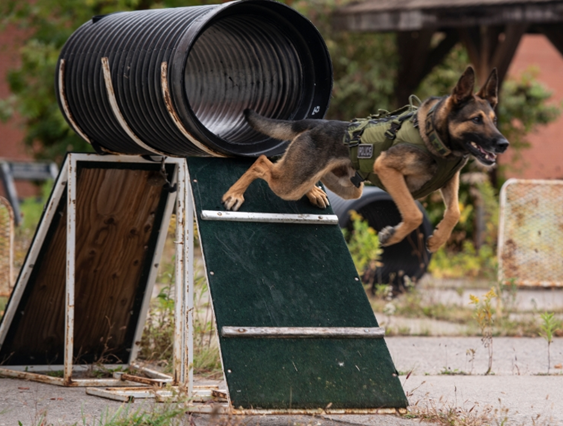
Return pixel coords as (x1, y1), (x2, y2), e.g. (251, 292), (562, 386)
(345, 110), (415, 185)
(425, 103), (452, 157)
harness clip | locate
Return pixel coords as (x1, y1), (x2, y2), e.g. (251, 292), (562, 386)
(350, 171), (364, 188)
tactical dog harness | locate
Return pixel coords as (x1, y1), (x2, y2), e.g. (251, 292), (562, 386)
(343, 102), (467, 199)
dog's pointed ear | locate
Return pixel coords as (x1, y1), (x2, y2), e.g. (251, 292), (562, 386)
(477, 68), (499, 109)
(451, 66), (475, 105)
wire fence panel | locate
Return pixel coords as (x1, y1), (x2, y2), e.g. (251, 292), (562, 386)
(498, 179), (563, 287)
(0, 197), (14, 295)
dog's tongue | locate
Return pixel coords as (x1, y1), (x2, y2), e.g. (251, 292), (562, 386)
(477, 144), (497, 162)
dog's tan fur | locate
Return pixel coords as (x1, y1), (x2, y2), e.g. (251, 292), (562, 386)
(222, 66), (509, 252)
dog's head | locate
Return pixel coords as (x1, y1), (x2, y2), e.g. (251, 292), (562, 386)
(442, 66), (509, 165)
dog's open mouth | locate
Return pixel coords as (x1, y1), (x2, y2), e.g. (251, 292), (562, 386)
(468, 141), (497, 165)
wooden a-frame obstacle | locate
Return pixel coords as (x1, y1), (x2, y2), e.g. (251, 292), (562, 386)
(0, 153), (408, 413)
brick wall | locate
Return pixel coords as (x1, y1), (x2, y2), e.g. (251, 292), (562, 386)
(0, 26), (38, 199)
(502, 34), (563, 180)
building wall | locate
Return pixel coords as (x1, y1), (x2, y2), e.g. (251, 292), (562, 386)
(502, 34), (563, 180)
(0, 26), (38, 199)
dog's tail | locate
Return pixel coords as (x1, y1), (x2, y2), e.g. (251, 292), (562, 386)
(244, 109), (321, 141)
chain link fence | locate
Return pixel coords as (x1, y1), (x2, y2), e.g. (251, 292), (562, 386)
(498, 179), (563, 287)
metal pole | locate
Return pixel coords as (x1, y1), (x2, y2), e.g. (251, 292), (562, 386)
(64, 154), (77, 385)
(173, 161), (186, 385)
(185, 160), (194, 397)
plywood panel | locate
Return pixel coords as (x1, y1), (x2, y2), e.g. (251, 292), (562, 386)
(0, 161), (173, 365)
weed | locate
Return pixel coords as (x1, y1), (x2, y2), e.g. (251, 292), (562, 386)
(137, 256), (221, 378)
(137, 284), (175, 371)
(92, 402), (190, 426)
(373, 283), (392, 300)
(192, 272), (221, 378)
(466, 348), (476, 375)
(469, 288), (498, 375)
(370, 285), (474, 324)
(439, 367), (468, 375)
(342, 211), (382, 279)
(408, 397), (495, 426)
(429, 241), (498, 280)
(538, 312), (562, 374)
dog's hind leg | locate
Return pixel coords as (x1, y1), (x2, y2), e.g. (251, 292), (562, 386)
(320, 169), (363, 200)
(373, 155), (423, 247)
(426, 171), (461, 252)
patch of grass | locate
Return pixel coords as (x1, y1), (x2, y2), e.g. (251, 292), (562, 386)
(407, 401), (496, 426)
(429, 241), (498, 281)
(439, 367), (468, 376)
(0, 296), (7, 318)
(370, 287), (475, 324)
(137, 283), (175, 371)
(92, 403), (189, 426)
(407, 396), (554, 426)
(368, 276), (554, 338)
(137, 237), (221, 378)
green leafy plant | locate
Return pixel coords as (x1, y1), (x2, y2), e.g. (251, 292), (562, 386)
(469, 288), (498, 375)
(138, 258), (221, 377)
(342, 210), (382, 279)
(137, 283), (175, 370)
(538, 312), (562, 374)
(93, 402), (189, 426)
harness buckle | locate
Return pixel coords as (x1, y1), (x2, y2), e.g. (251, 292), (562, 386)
(385, 121), (401, 140)
(350, 171), (364, 188)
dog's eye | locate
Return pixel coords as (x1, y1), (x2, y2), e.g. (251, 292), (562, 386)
(471, 116), (483, 124)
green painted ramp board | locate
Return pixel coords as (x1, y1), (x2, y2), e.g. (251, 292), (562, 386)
(187, 157), (407, 410)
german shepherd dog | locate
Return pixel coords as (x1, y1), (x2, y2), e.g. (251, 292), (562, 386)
(222, 66), (509, 252)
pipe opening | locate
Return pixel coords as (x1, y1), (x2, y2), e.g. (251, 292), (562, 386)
(185, 13), (306, 146)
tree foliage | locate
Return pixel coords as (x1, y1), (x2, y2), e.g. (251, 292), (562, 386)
(0, 0), (216, 162)
(1, 0), (561, 203)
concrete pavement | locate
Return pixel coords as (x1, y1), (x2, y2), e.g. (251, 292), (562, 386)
(1, 336), (562, 425)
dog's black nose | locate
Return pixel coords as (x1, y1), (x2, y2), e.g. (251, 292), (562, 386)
(495, 137), (509, 153)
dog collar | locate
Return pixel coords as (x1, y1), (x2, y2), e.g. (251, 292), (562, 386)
(425, 103), (452, 157)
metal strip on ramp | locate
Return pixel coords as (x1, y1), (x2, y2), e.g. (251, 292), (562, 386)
(187, 157), (407, 410)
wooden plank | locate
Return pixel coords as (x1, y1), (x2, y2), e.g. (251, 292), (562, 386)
(0, 162), (172, 366)
(491, 24), (527, 84)
(334, 3), (563, 32)
(540, 24), (563, 57)
(395, 30), (434, 106)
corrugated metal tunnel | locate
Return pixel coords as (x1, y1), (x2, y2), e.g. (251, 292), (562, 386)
(56, 0), (333, 157)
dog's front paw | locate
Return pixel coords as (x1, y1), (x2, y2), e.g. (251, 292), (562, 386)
(222, 192), (245, 211)
(306, 186), (330, 209)
(426, 234), (445, 253)
(378, 226), (396, 246)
